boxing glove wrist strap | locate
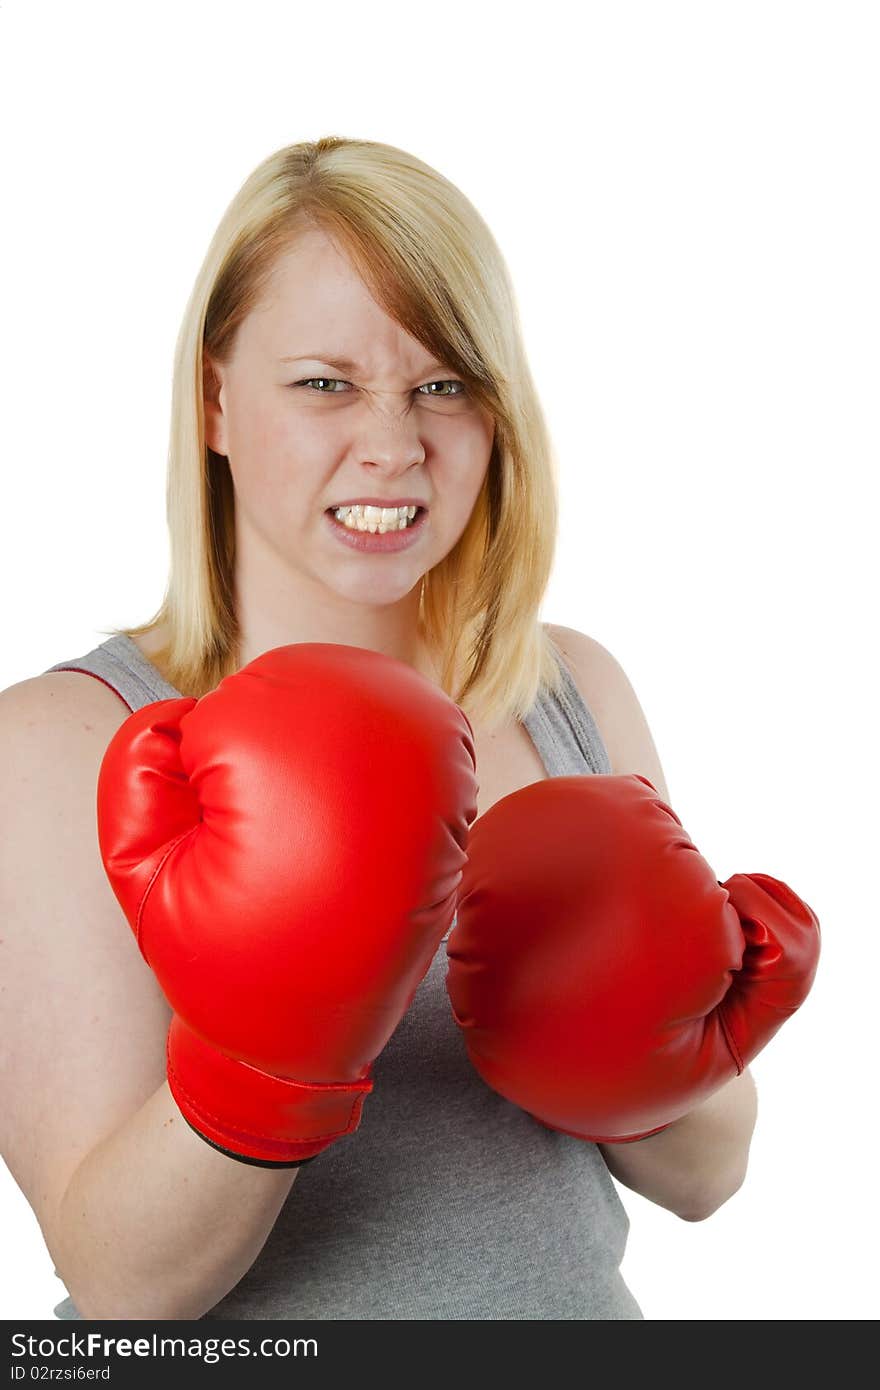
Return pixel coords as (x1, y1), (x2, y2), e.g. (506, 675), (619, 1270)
(539, 1112), (673, 1145)
(167, 1016), (374, 1167)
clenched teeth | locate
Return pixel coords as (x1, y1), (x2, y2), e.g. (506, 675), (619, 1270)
(332, 503), (419, 534)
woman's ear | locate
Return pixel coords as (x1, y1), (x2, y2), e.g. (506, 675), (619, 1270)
(203, 354), (226, 456)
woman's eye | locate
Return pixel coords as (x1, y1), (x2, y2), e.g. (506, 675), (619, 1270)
(420, 380), (467, 398)
(293, 377), (466, 397)
(295, 377), (345, 393)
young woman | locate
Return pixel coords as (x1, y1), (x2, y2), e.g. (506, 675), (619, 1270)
(0, 136), (819, 1321)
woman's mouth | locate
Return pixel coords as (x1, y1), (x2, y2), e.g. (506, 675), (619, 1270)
(324, 503), (428, 553)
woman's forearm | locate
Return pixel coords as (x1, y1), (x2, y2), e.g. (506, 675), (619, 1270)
(53, 1080), (301, 1319)
(599, 1067), (758, 1221)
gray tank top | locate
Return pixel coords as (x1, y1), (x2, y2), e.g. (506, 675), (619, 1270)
(44, 633), (642, 1320)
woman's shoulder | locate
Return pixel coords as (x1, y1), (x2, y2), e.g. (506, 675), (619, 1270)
(543, 622), (612, 712)
(542, 622), (670, 797)
(0, 664), (133, 732)
(543, 621), (605, 672)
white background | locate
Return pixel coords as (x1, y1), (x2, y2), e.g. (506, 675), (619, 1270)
(1, 0), (877, 1321)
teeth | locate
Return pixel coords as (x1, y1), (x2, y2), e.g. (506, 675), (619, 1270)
(332, 504), (419, 534)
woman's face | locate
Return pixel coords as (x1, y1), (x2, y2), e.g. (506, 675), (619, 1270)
(204, 225), (496, 611)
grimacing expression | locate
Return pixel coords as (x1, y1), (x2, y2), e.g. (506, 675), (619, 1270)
(204, 226), (496, 609)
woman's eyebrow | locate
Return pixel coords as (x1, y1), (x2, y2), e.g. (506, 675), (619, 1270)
(279, 353), (358, 370)
(278, 353), (447, 373)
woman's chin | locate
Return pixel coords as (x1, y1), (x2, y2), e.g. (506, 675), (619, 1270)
(314, 570), (428, 608)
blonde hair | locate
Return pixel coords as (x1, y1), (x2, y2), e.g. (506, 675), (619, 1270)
(107, 135), (568, 729)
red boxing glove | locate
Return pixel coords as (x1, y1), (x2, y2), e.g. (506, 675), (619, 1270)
(98, 643), (477, 1167)
(446, 774), (820, 1144)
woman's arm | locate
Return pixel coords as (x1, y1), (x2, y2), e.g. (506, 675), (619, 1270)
(55, 1081), (300, 1319)
(599, 1067), (758, 1220)
(0, 676), (300, 1319)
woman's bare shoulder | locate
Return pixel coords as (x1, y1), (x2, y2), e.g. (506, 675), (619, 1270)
(543, 621), (604, 669)
(543, 622), (670, 798)
(0, 666), (134, 730)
